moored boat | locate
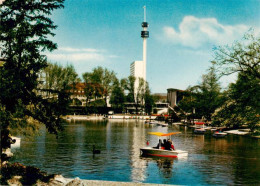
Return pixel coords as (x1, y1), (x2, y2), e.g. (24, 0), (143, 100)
(194, 128), (206, 134)
(213, 131), (227, 138)
(193, 122), (206, 134)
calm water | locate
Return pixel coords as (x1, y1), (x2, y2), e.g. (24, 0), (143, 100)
(11, 120), (260, 185)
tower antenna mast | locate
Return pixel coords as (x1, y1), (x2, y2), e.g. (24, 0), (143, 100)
(144, 6), (146, 22)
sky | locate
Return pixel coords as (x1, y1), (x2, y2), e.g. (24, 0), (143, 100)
(45, 0), (260, 93)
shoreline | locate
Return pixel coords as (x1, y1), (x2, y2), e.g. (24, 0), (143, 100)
(64, 114), (157, 120)
(47, 175), (174, 186)
(63, 115), (260, 139)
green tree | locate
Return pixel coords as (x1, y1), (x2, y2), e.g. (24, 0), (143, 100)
(82, 67), (116, 107)
(40, 63), (79, 113)
(0, 0), (64, 162)
(123, 76), (136, 103)
(110, 79), (125, 112)
(136, 77), (146, 114)
(212, 73), (260, 131)
(196, 67), (223, 121)
(212, 32), (260, 132)
(144, 82), (154, 115)
(42, 63), (79, 92)
(214, 31), (260, 80)
(178, 67), (223, 121)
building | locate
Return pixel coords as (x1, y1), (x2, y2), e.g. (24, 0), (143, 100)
(167, 88), (185, 108)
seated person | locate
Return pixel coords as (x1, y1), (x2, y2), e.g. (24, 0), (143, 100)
(153, 139), (162, 149)
(170, 142), (175, 150)
(161, 139), (167, 150)
(164, 139), (171, 150)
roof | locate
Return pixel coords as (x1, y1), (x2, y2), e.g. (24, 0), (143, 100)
(148, 132), (181, 136)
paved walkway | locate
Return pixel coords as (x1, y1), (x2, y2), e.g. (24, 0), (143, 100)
(47, 176), (174, 186)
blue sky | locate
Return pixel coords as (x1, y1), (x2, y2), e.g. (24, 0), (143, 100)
(46, 0), (260, 93)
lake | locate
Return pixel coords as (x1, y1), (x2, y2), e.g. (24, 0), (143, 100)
(11, 120), (260, 185)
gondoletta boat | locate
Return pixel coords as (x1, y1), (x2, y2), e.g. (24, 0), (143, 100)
(140, 132), (188, 158)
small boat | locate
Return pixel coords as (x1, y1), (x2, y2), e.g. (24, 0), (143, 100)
(213, 131), (227, 138)
(156, 122), (168, 127)
(146, 121), (157, 125)
(140, 147), (188, 158)
(194, 128), (206, 134)
(11, 136), (21, 148)
(140, 132), (188, 158)
(193, 122), (206, 134)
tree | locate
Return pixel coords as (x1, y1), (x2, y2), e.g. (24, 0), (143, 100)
(82, 72), (105, 107)
(178, 67), (223, 121)
(42, 63), (79, 92)
(213, 31), (260, 80)
(0, 0), (64, 163)
(212, 73), (260, 131)
(110, 79), (125, 112)
(123, 76), (136, 103)
(212, 32), (260, 132)
(196, 66), (223, 121)
(82, 66), (116, 107)
(135, 77), (146, 113)
(144, 82), (154, 115)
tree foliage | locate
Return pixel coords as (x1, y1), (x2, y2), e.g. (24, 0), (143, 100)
(144, 82), (154, 115)
(82, 66), (116, 106)
(42, 63), (79, 92)
(178, 67), (223, 121)
(122, 76), (136, 103)
(213, 31), (260, 79)
(212, 73), (260, 131)
(110, 79), (125, 112)
(212, 32), (260, 132)
(0, 0), (64, 161)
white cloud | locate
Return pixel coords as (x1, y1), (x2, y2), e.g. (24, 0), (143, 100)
(46, 47), (117, 62)
(162, 16), (251, 48)
(58, 47), (101, 53)
(47, 53), (105, 62)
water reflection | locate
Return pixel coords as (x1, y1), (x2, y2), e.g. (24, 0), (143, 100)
(10, 120), (260, 185)
(141, 157), (176, 179)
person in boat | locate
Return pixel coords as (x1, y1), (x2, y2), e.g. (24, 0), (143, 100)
(161, 139), (167, 150)
(154, 139), (162, 149)
(169, 139), (175, 150)
(164, 139), (172, 150)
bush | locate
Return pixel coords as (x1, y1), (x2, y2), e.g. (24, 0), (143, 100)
(0, 162), (54, 185)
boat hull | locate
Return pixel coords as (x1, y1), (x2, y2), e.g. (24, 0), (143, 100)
(140, 147), (188, 158)
(194, 128), (206, 134)
(213, 132), (227, 138)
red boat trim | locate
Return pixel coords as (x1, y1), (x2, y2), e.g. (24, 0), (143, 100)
(147, 154), (177, 158)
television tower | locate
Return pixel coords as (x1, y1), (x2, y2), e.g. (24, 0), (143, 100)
(141, 6), (149, 81)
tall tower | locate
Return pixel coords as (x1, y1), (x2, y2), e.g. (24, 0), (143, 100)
(141, 6), (149, 81)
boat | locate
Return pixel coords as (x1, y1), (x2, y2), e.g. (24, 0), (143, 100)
(11, 136), (21, 148)
(156, 122), (168, 127)
(193, 122), (206, 134)
(145, 121), (157, 125)
(213, 131), (227, 138)
(140, 132), (188, 158)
